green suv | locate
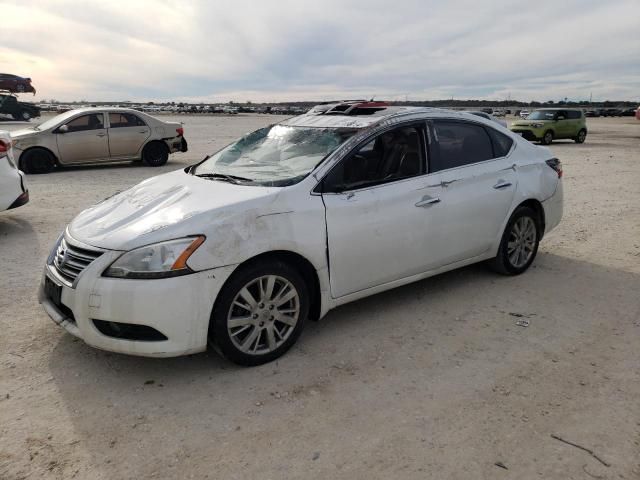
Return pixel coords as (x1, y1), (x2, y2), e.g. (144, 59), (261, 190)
(510, 108), (587, 145)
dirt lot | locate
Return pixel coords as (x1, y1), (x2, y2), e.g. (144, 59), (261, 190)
(1, 114), (639, 480)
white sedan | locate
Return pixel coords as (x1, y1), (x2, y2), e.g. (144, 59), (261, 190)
(39, 102), (563, 366)
(0, 130), (29, 212)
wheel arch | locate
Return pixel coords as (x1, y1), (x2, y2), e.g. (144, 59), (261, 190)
(19, 146), (58, 169)
(221, 250), (322, 321)
(516, 198), (546, 238)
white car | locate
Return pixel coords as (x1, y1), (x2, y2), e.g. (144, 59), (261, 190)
(519, 109), (530, 119)
(0, 130), (29, 212)
(39, 102), (563, 366)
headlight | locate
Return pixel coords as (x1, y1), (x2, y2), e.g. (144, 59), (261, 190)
(103, 236), (205, 279)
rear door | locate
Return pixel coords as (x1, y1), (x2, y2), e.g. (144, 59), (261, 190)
(426, 119), (517, 264)
(321, 123), (445, 298)
(107, 112), (151, 158)
(56, 113), (109, 163)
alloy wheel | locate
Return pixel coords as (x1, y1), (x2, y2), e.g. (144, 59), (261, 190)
(507, 216), (537, 268)
(227, 275), (300, 355)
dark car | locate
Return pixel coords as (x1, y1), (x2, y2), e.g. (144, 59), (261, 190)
(585, 109), (601, 118)
(602, 108), (622, 117)
(0, 74), (36, 94)
(0, 94), (41, 121)
(620, 108), (637, 117)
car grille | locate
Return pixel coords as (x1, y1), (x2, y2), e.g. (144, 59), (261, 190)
(52, 237), (103, 286)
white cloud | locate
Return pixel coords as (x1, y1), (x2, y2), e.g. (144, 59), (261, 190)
(1, 0), (639, 102)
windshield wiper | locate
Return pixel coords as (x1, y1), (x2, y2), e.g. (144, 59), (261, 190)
(194, 172), (254, 184)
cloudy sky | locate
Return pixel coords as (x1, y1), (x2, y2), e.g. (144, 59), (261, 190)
(1, 0), (639, 102)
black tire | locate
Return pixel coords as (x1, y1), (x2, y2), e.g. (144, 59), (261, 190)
(540, 130), (553, 145)
(21, 110), (31, 121)
(20, 148), (55, 174)
(489, 206), (541, 275)
(574, 129), (587, 144)
(142, 141), (168, 167)
(209, 260), (309, 366)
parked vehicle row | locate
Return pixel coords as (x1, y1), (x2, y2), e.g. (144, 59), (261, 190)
(37, 102), (563, 365)
(0, 130), (29, 212)
(10, 108), (188, 173)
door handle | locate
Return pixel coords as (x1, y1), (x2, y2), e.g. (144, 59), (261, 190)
(493, 181), (512, 189)
(415, 195), (441, 207)
(138, 131), (148, 134)
(96, 133), (106, 137)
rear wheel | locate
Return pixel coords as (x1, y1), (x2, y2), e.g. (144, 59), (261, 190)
(574, 129), (587, 143)
(142, 141), (168, 167)
(540, 130), (553, 145)
(209, 260), (309, 366)
(20, 148), (55, 174)
(489, 206), (540, 275)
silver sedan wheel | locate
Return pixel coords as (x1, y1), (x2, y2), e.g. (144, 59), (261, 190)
(227, 275), (300, 355)
(507, 216), (537, 268)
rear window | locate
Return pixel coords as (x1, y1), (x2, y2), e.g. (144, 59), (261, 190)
(487, 128), (513, 157)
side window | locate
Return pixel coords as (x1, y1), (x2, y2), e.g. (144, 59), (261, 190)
(487, 128), (514, 158)
(109, 112), (146, 128)
(323, 125), (425, 192)
(567, 110), (581, 119)
(65, 114), (104, 132)
(431, 120), (493, 172)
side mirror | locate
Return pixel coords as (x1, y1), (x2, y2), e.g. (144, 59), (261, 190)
(57, 124), (69, 134)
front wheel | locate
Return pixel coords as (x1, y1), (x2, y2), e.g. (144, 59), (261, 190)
(489, 206), (541, 275)
(209, 260), (309, 366)
(574, 129), (587, 143)
(20, 148), (55, 174)
(540, 130), (553, 145)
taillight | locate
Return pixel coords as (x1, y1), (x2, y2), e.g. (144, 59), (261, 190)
(176, 127), (184, 136)
(0, 139), (10, 154)
(546, 158), (563, 178)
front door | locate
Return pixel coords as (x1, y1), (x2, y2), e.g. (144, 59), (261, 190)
(107, 112), (151, 158)
(56, 113), (109, 163)
(321, 124), (444, 298)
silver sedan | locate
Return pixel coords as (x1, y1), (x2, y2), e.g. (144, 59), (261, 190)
(10, 107), (188, 173)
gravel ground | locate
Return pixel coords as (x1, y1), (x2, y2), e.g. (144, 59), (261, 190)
(1, 114), (639, 480)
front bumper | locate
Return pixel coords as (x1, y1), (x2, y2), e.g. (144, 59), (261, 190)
(38, 238), (237, 357)
(510, 128), (543, 141)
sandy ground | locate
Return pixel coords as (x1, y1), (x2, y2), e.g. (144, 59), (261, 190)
(0, 114), (639, 480)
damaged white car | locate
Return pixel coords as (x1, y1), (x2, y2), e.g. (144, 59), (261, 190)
(0, 130), (29, 212)
(39, 101), (563, 365)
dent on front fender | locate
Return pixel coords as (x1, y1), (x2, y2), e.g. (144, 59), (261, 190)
(186, 196), (328, 274)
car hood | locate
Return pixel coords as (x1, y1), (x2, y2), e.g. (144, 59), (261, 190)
(68, 169), (281, 251)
